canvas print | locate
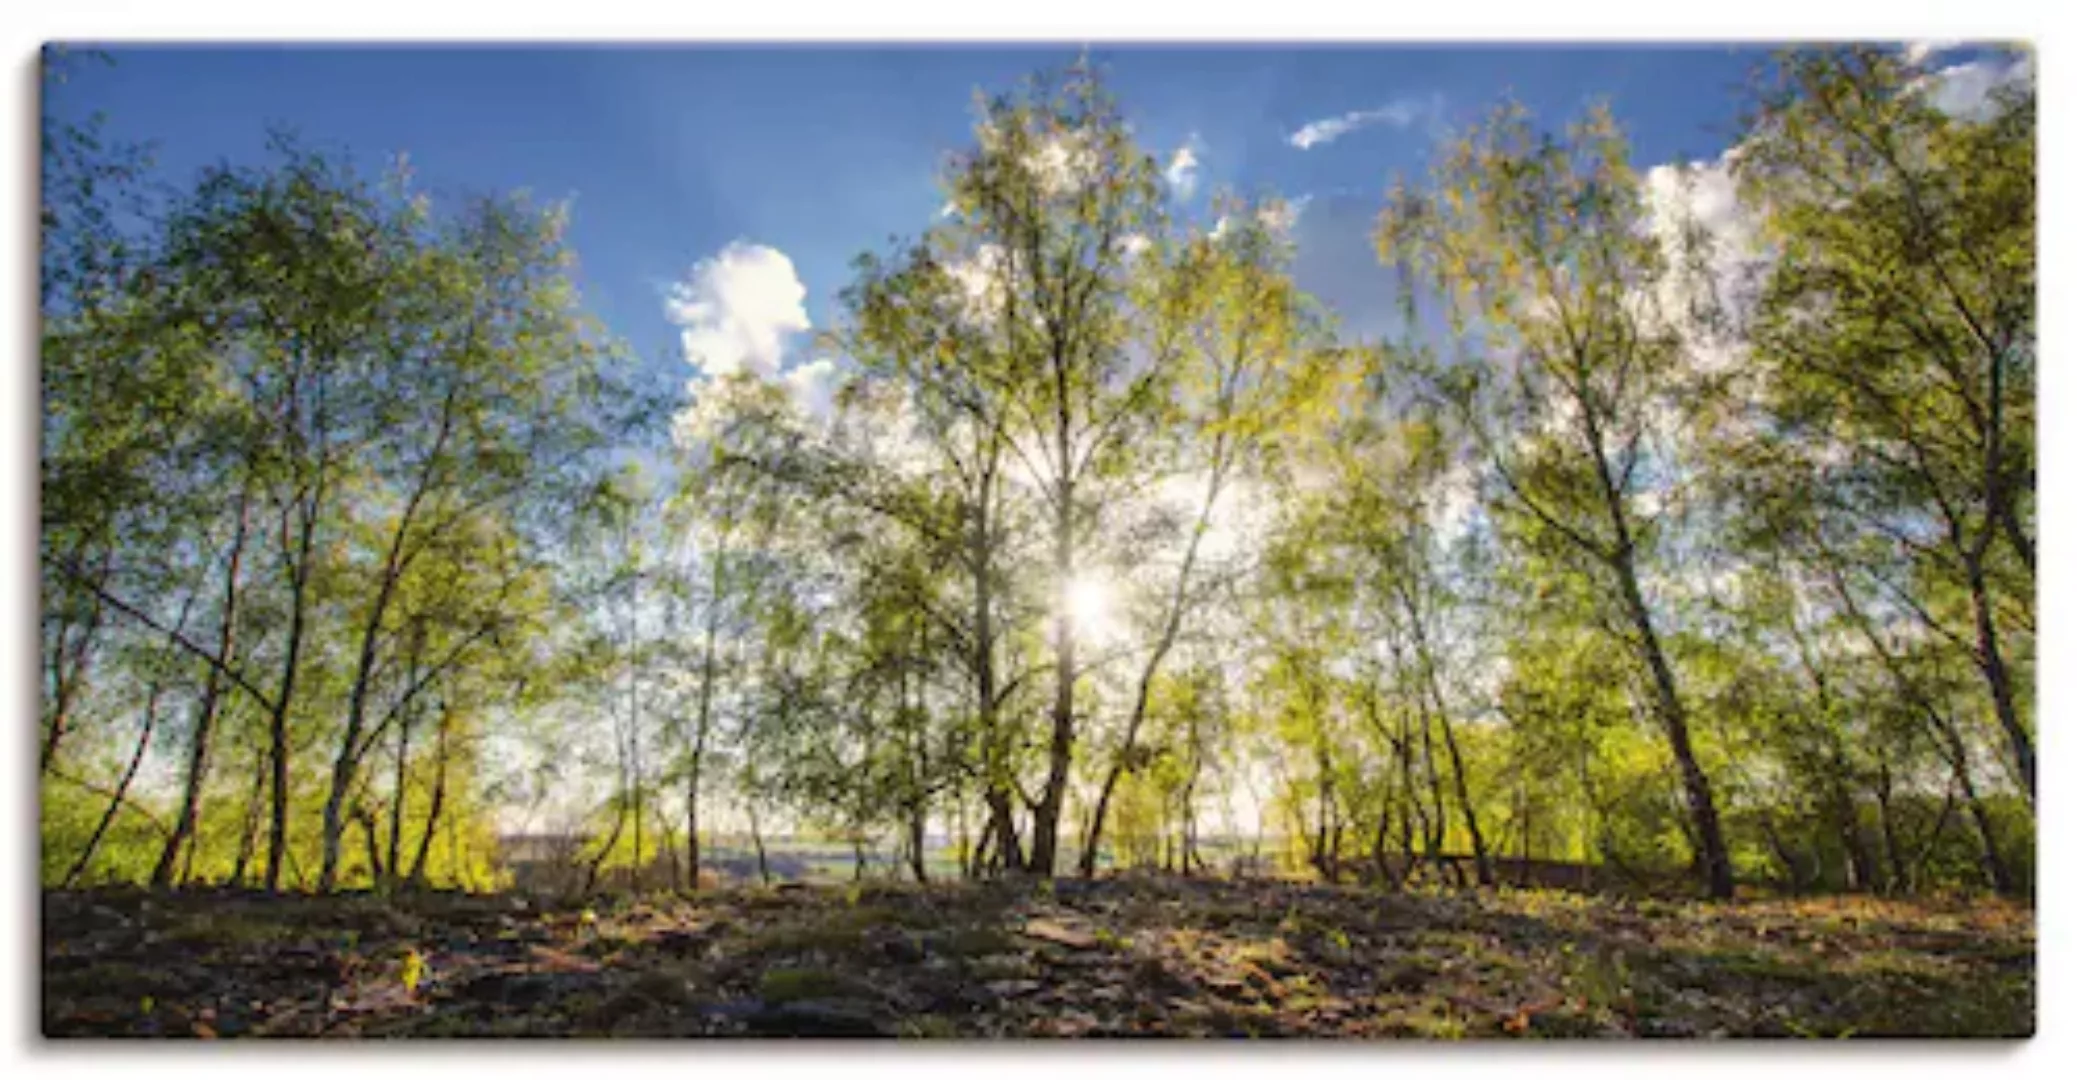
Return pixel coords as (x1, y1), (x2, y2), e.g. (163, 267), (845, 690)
(38, 42), (2034, 1039)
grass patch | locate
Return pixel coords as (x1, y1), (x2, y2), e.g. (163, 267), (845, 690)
(756, 966), (880, 1004)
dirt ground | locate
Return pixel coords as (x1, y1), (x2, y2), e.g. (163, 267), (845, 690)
(41, 875), (2034, 1039)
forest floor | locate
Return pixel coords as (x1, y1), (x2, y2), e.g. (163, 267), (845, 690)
(41, 875), (2033, 1039)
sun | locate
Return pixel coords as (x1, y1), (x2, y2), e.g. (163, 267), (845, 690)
(1064, 573), (1121, 646)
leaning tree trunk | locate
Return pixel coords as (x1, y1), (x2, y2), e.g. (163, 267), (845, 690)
(1080, 447), (1227, 878)
(1964, 558), (2034, 802)
(1612, 556), (1735, 900)
(64, 681), (168, 887)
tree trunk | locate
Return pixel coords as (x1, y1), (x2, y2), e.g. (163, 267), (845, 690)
(1931, 708), (2014, 895)
(154, 490), (252, 887)
(386, 711), (411, 888)
(407, 703), (451, 888)
(1434, 703), (1490, 887)
(266, 488), (323, 894)
(1836, 788), (1876, 893)
(748, 800), (771, 886)
(683, 791), (700, 891)
(1080, 451), (1228, 877)
(908, 801), (929, 884)
(1965, 559), (2034, 801)
(1415, 696), (1449, 880)
(685, 522), (729, 891)
(986, 790), (1023, 875)
(357, 803), (384, 885)
(970, 452), (1020, 877)
(1031, 481), (1077, 876)
(969, 801), (994, 880)
(321, 382), (457, 892)
(385, 640), (421, 890)
(63, 682), (167, 887)
(581, 805), (627, 897)
(1832, 558), (2016, 897)
(626, 547), (644, 891)
(1371, 789), (1400, 891)
(229, 739), (268, 887)
(1393, 576), (1492, 887)
(1612, 556), (1735, 900)
(43, 544), (114, 775)
(1875, 759), (1908, 895)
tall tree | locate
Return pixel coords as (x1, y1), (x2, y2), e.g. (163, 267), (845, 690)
(1379, 102), (1738, 898)
(1730, 46), (2034, 800)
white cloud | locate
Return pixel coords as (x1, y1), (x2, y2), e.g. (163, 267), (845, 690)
(782, 356), (841, 419)
(664, 241), (811, 381)
(1903, 40), (1960, 66)
(1211, 196), (1310, 243)
(1288, 95), (1444, 150)
(1644, 150), (1767, 377)
(1922, 50), (2033, 121)
(1626, 45), (2029, 391)
(1164, 135), (1203, 200)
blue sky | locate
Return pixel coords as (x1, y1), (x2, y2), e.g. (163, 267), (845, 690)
(49, 44), (1770, 392)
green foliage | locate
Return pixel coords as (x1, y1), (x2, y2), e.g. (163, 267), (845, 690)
(39, 50), (2033, 906)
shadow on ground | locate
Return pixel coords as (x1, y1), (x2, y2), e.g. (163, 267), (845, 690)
(40, 876), (2034, 1039)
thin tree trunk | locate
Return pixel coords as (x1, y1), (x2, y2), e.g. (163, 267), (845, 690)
(154, 486), (253, 887)
(971, 451), (1021, 876)
(1414, 693), (1448, 880)
(1393, 574), (1493, 887)
(582, 807), (627, 897)
(63, 681), (167, 887)
(321, 381), (457, 892)
(987, 791), (1023, 876)
(627, 536), (644, 890)
(230, 739), (268, 887)
(1934, 709), (2014, 895)
(356, 803), (384, 886)
(1829, 559), (2016, 895)
(407, 702), (451, 888)
(43, 544), (113, 774)
(1081, 449), (1230, 877)
(748, 800), (771, 886)
(385, 635), (422, 889)
(1964, 559), (2034, 801)
(686, 519), (730, 891)
(266, 482), (324, 893)
(1434, 702), (1489, 887)
(1875, 758), (1908, 895)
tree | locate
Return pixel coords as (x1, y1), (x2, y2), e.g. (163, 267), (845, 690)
(939, 63), (1173, 873)
(1078, 199), (1324, 876)
(1729, 46), (2034, 801)
(1379, 102), (1738, 898)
